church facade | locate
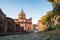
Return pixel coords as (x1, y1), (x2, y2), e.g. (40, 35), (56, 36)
(14, 9), (33, 32)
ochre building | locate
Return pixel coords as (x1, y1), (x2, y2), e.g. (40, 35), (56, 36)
(37, 19), (45, 31)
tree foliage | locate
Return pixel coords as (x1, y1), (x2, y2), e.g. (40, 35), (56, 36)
(47, 0), (59, 4)
(44, 26), (55, 31)
(42, 11), (53, 25)
(43, 0), (60, 31)
(53, 3), (60, 15)
(47, 0), (54, 3)
(41, 16), (47, 24)
(55, 24), (60, 30)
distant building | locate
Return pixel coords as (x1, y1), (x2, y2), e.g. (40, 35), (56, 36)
(14, 9), (33, 32)
(37, 19), (45, 31)
(33, 24), (39, 32)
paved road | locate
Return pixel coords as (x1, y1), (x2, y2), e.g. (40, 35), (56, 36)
(0, 33), (60, 40)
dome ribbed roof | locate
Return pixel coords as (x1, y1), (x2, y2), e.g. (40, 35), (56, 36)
(18, 9), (26, 19)
(18, 9), (26, 16)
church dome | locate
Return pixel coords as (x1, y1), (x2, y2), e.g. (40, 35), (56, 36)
(18, 9), (26, 19)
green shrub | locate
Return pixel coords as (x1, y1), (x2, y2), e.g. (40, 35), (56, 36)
(44, 26), (55, 31)
(55, 24), (60, 30)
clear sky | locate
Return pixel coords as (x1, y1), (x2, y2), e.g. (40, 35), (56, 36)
(0, 0), (53, 24)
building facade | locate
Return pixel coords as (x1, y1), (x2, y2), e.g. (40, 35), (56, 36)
(0, 9), (33, 34)
(0, 9), (7, 33)
(37, 19), (45, 31)
(33, 24), (39, 32)
(14, 9), (33, 32)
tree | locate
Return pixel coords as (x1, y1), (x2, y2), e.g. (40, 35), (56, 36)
(47, 0), (54, 3)
(44, 0), (60, 31)
(47, 0), (59, 4)
(41, 15), (47, 24)
(47, 0), (59, 7)
(44, 26), (55, 31)
(42, 11), (53, 25)
(53, 3), (60, 15)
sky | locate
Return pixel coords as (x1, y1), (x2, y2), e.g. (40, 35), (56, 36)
(0, 0), (53, 24)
